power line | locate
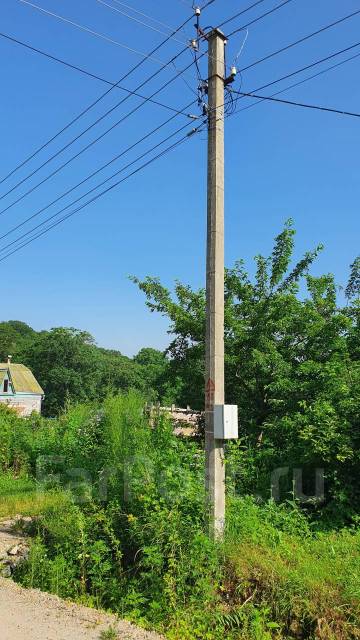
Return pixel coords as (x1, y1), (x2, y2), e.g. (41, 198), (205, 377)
(197, 0), (273, 42)
(0, 32), (194, 116)
(202, 0), (218, 9)
(252, 40), (360, 94)
(1, 0), (285, 203)
(95, 0), (202, 97)
(218, 0), (269, 30)
(0, 121), (206, 264)
(271, 50), (360, 99)
(238, 8), (360, 73)
(0, 49), (197, 213)
(228, 49), (360, 118)
(0, 98), (196, 243)
(227, 0), (295, 37)
(17, 43), (354, 261)
(110, 0), (181, 36)
(0, 118), (200, 255)
(5, 5), (357, 121)
(17, 0), (169, 66)
(0, 12), (193, 186)
(5, 0), (353, 259)
(209, 40), (360, 125)
(5, 14), (351, 222)
(95, 0), (186, 45)
(231, 89), (360, 119)
(4, 4), (356, 260)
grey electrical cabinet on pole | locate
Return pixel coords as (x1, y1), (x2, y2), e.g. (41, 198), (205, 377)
(214, 405), (238, 440)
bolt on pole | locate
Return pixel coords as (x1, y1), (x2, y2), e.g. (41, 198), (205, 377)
(205, 28), (227, 539)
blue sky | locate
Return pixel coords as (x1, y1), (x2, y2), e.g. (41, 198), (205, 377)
(0, 0), (359, 355)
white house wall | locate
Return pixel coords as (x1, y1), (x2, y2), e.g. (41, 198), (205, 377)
(0, 394), (42, 417)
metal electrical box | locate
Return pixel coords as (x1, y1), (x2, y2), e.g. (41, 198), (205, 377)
(214, 404), (238, 440)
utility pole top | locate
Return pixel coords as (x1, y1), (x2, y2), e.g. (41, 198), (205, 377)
(207, 28), (227, 41)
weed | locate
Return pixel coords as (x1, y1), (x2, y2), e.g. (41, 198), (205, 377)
(0, 393), (359, 639)
(99, 627), (117, 640)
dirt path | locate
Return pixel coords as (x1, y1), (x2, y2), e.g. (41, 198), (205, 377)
(0, 577), (163, 640)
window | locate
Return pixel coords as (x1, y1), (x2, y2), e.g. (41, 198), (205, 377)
(3, 380), (8, 393)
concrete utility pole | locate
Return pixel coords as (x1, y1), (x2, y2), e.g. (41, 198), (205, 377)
(205, 28), (227, 538)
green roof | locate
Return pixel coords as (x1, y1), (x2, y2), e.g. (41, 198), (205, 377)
(0, 364), (44, 395)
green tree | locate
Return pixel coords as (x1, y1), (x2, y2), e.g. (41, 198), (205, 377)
(18, 327), (103, 416)
(0, 320), (35, 361)
(134, 222), (360, 513)
(99, 348), (146, 395)
(133, 347), (174, 403)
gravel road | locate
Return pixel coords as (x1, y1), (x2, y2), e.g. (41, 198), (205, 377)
(0, 577), (163, 640)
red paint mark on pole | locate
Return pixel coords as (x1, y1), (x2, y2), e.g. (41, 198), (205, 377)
(205, 378), (215, 410)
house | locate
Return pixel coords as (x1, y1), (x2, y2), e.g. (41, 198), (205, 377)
(0, 357), (44, 416)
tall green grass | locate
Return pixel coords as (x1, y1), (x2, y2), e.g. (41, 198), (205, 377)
(0, 473), (68, 518)
(1, 395), (359, 639)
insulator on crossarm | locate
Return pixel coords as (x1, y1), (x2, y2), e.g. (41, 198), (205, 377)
(225, 66), (237, 86)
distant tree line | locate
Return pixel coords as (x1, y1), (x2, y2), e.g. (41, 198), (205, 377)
(0, 321), (176, 416)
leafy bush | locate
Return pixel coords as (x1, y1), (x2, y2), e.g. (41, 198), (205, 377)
(0, 394), (357, 639)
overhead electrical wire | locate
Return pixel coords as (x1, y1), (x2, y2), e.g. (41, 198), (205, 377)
(3, 0), (289, 195)
(3, 4), (357, 120)
(227, 0), (295, 37)
(201, 0), (218, 9)
(270, 50), (360, 99)
(4, 0), (356, 263)
(0, 118), (200, 254)
(208, 40), (360, 127)
(217, 0), (269, 30)
(94, 0), (202, 97)
(228, 49), (360, 118)
(0, 51), (200, 217)
(0, 11), (194, 186)
(250, 40), (360, 94)
(0, 40), (199, 203)
(196, 0), (276, 44)
(0, 32), (194, 116)
(238, 8), (360, 73)
(6, 54), (354, 261)
(17, 0), (192, 67)
(3, 5), (357, 220)
(109, 0), (180, 35)
(3, 34), (356, 255)
(0, 120), (207, 264)
(197, 0), (294, 41)
(0, 98), (197, 243)
(5, 42), (357, 263)
(231, 89), (360, 119)
(17, 0), (172, 66)
(95, 0), (186, 45)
